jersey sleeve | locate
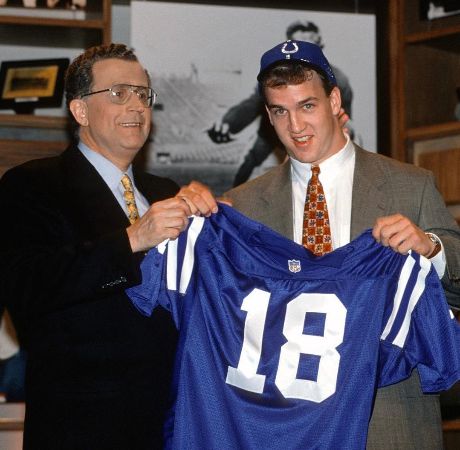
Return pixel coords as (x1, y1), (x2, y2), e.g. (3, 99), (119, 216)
(377, 254), (460, 392)
(126, 216), (205, 323)
(125, 242), (165, 317)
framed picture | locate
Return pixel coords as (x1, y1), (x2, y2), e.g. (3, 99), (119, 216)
(0, 58), (69, 114)
(420, 1), (460, 20)
(131, 1), (376, 195)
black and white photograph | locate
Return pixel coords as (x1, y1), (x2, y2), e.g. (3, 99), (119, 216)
(132, 1), (376, 194)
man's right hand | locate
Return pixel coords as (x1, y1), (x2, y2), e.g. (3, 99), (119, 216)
(127, 197), (191, 253)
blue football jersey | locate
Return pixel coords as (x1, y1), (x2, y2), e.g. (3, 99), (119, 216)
(127, 204), (460, 450)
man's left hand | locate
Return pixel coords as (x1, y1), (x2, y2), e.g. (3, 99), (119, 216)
(372, 214), (436, 257)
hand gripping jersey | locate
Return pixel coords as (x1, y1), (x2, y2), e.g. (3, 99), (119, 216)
(127, 204), (460, 450)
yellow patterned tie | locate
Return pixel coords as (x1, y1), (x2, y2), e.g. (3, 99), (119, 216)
(121, 174), (140, 224)
(302, 165), (332, 256)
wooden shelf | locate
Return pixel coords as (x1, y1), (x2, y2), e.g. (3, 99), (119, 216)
(443, 419), (460, 432)
(0, 0), (111, 134)
(0, 114), (70, 177)
(403, 0), (460, 36)
(0, 418), (23, 431)
(0, 14), (105, 29)
(0, 113), (68, 130)
(0, 403), (24, 431)
(0, 138), (69, 177)
(0, 0), (111, 44)
(406, 121), (460, 142)
(388, 0), (460, 161)
(405, 24), (460, 43)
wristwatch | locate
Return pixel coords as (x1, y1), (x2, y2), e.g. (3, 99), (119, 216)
(425, 233), (442, 259)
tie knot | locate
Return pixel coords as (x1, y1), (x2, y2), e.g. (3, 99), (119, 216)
(121, 174), (134, 192)
(311, 165), (320, 177)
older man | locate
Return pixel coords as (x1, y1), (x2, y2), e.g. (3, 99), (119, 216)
(0, 43), (217, 449)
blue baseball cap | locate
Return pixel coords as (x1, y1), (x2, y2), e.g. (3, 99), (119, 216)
(257, 40), (336, 86)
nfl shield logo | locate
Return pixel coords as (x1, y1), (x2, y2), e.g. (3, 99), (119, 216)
(288, 259), (301, 273)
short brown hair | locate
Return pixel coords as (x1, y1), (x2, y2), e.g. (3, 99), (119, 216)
(65, 43), (139, 109)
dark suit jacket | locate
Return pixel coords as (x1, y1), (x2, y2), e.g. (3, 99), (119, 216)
(226, 145), (460, 449)
(0, 145), (180, 450)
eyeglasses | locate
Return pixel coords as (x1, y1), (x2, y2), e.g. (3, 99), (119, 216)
(80, 84), (157, 108)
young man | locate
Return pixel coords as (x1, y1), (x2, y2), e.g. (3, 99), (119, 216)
(225, 39), (460, 449)
(0, 43), (217, 449)
(207, 20), (354, 187)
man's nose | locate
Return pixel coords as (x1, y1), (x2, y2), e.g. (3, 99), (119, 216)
(289, 112), (305, 134)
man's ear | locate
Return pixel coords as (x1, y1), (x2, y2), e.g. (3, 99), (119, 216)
(329, 86), (342, 116)
(69, 99), (89, 126)
(265, 105), (274, 126)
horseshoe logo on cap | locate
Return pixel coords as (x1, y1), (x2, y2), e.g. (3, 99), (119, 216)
(281, 41), (299, 54)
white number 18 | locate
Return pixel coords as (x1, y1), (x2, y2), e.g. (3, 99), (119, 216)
(226, 288), (347, 403)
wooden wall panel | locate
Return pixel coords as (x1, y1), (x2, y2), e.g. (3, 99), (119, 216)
(415, 147), (460, 205)
(0, 139), (67, 178)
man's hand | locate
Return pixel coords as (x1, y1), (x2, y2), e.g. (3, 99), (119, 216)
(372, 214), (436, 257)
(127, 181), (231, 253)
(175, 181), (219, 217)
(127, 197), (191, 253)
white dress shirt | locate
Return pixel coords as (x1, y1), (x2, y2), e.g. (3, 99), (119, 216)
(78, 143), (150, 218)
(291, 137), (354, 249)
(290, 137), (446, 278)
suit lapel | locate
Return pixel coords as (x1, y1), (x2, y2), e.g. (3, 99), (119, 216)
(351, 146), (388, 239)
(133, 166), (180, 204)
(133, 168), (160, 204)
(61, 145), (130, 238)
(259, 161), (294, 239)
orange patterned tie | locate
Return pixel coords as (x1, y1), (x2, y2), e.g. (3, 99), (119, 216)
(302, 165), (332, 256)
(121, 174), (140, 224)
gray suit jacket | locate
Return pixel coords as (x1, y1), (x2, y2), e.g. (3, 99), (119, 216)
(226, 144), (460, 449)
(226, 145), (460, 305)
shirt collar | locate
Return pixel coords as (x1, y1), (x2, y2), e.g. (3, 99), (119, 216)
(78, 142), (135, 190)
(290, 135), (354, 185)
